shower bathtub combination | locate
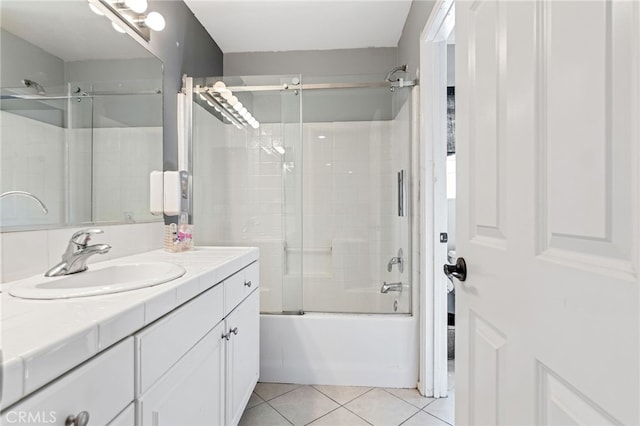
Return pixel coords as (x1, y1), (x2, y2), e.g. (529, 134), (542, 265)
(186, 71), (418, 388)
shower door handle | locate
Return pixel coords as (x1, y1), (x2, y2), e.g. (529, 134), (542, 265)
(444, 257), (467, 282)
(398, 170), (407, 217)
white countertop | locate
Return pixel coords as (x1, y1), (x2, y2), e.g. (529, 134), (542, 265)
(0, 246), (259, 409)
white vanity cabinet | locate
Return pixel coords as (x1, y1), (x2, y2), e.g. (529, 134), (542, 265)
(136, 261), (260, 426)
(0, 338), (134, 426)
(0, 252), (259, 426)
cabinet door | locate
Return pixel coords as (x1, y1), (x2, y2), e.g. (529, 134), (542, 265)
(1, 338), (133, 426)
(138, 322), (226, 426)
(226, 290), (260, 426)
(107, 404), (135, 425)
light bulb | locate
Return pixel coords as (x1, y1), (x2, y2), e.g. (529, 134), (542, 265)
(144, 11), (165, 31)
(221, 90), (232, 100)
(239, 107), (248, 116)
(251, 121), (260, 129)
(228, 96), (238, 106)
(112, 21), (127, 33)
(88, 2), (104, 15)
(213, 81), (226, 92)
(124, 0), (147, 13)
(233, 102), (243, 111)
(206, 100), (214, 107)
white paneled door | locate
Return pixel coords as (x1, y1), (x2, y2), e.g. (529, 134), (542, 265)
(455, 0), (639, 424)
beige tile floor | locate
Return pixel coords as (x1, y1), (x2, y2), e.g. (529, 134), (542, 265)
(239, 360), (455, 426)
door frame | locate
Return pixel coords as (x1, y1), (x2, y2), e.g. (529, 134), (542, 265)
(418, 0), (455, 398)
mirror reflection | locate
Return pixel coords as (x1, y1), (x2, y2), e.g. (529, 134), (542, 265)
(0, 0), (163, 230)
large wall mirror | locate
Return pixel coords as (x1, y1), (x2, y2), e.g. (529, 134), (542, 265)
(0, 0), (163, 231)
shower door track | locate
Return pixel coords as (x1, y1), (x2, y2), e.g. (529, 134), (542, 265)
(220, 80), (417, 93)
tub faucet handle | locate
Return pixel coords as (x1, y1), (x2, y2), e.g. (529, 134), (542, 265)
(387, 248), (404, 273)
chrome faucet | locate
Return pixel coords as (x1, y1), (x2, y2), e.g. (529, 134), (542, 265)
(0, 191), (48, 214)
(380, 282), (403, 294)
(45, 229), (111, 277)
(387, 248), (404, 273)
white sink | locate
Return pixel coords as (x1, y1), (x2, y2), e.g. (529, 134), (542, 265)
(9, 262), (186, 300)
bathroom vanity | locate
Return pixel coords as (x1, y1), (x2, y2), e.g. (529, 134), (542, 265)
(0, 247), (259, 426)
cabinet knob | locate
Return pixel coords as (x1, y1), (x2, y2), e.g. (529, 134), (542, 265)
(244, 280), (252, 288)
(65, 411), (90, 426)
(230, 327), (239, 336)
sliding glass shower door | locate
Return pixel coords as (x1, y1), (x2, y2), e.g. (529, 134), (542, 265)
(192, 73), (412, 315)
(192, 75), (303, 314)
(299, 76), (412, 314)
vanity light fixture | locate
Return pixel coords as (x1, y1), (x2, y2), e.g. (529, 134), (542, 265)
(88, 0), (165, 42)
(195, 81), (260, 130)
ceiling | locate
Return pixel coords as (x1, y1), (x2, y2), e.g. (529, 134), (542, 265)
(184, 0), (413, 53)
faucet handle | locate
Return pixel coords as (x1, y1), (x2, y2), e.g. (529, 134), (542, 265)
(70, 228), (104, 246)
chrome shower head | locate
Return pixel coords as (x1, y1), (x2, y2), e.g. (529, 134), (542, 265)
(22, 79), (46, 95)
(384, 64), (408, 82)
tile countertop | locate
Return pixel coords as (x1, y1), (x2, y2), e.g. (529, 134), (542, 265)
(0, 246), (259, 409)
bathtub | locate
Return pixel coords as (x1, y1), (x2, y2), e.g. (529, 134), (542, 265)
(259, 312), (419, 388)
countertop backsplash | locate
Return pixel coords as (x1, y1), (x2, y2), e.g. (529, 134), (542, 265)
(0, 222), (164, 283)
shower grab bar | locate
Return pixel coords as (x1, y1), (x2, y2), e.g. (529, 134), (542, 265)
(284, 246), (332, 253)
(398, 169), (407, 217)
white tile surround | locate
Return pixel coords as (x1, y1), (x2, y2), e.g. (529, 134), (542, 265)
(0, 222), (164, 283)
(0, 110), (65, 228)
(1, 110), (162, 227)
(92, 127), (162, 223)
(193, 99), (411, 314)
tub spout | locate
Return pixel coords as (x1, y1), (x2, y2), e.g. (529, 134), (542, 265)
(381, 282), (403, 294)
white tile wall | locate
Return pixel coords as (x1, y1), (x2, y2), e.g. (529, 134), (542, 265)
(1, 110), (161, 226)
(93, 127), (162, 223)
(0, 111), (65, 227)
(193, 99), (412, 314)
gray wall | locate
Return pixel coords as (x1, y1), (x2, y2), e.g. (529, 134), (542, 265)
(397, 0), (437, 79)
(0, 29), (65, 89)
(142, 0), (223, 171)
(1, 1), (223, 170)
(447, 44), (455, 87)
(66, 58), (163, 128)
(223, 47), (401, 123)
(224, 47), (398, 77)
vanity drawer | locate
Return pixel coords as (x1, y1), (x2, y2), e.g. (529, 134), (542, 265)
(224, 261), (259, 315)
(136, 283), (224, 396)
(1, 338), (133, 426)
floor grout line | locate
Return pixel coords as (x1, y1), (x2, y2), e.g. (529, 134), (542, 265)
(263, 399), (295, 426)
(246, 383), (454, 426)
(255, 383), (303, 402)
(340, 402), (376, 426)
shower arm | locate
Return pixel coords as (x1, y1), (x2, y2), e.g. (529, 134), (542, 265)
(385, 64), (408, 82)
